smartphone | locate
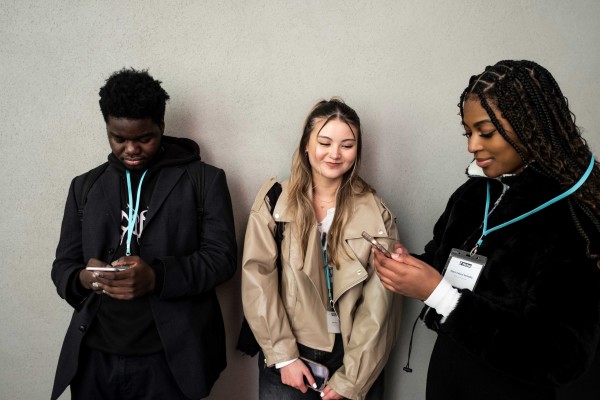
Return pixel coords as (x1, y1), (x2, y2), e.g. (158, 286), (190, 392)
(300, 357), (329, 391)
(86, 266), (130, 271)
(361, 231), (392, 258)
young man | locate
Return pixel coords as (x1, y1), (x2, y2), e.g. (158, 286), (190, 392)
(51, 68), (237, 400)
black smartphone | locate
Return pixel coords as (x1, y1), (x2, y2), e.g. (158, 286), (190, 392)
(300, 357), (329, 391)
(361, 231), (392, 258)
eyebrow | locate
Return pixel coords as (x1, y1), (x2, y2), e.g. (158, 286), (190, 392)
(462, 119), (495, 129)
(317, 134), (356, 142)
(108, 131), (155, 140)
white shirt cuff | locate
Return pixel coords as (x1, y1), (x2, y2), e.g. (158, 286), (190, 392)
(424, 278), (461, 323)
(276, 358), (298, 369)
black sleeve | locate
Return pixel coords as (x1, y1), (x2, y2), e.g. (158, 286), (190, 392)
(51, 176), (91, 310)
(154, 167), (238, 299)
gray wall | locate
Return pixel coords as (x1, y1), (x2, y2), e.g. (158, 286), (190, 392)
(1, 1), (599, 399)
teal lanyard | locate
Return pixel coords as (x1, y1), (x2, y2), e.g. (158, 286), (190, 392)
(322, 249), (334, 309)
(472, 154), (595, 255)
(125, 169), (148, 256)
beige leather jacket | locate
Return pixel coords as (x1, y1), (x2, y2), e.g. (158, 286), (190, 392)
(242, 178), (403, 399)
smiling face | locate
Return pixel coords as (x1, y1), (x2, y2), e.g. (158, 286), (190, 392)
(305, 118), (358, 186)
(462, 98), (525, 177)
(107, 116), (164, 170)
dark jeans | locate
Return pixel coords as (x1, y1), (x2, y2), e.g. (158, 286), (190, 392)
(258, 335), (384, 399)
(71, 347), (191, 400)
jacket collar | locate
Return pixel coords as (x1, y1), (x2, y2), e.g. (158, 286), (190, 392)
(273, 180), (389, 303)
(273, 180), (388, 239)
(100, 163), (185, 229)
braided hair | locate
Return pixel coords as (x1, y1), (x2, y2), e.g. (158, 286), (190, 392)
(459, 60), (600, 262)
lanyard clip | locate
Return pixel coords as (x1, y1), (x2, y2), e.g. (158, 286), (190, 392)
(469, 244), (479, 256)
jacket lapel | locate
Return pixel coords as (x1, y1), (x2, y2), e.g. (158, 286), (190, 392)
(333, 193), (390, 302)
(273, 182), (328, 306)
(273, 185), (393, 305)
(99, 167), (123, 229)
(144, 167), (185, 227)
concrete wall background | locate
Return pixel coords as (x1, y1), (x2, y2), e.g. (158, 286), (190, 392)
(1, 1), (599, 398)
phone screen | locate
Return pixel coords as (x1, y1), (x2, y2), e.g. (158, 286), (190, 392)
(301, 358), (329, 391)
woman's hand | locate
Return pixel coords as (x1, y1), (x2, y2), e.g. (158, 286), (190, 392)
(373, 246), (442, 300)
(280, 359), (315, 393)
(320, 385), (343, 399)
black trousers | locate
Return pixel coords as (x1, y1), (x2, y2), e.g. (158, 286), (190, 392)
(71, 347), (191, 400)
(427, 335), (556, 400)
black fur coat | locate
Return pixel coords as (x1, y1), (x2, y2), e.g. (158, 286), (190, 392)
(421, 165), (600, 389)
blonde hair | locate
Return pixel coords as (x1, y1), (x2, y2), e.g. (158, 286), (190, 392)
(287, 98), (373, 268)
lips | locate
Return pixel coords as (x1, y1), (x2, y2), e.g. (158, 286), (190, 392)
(123, 158), (144, 167)
(476, 158), (492, 168)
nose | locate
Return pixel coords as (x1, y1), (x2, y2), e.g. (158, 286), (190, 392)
(467, 135), (483, 154)
(125, 140), (141, 155)
(330, 145), (341, 159)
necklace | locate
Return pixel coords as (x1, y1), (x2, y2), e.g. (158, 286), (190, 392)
(314, 194), (336, 209)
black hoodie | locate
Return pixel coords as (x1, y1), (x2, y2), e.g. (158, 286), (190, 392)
(84, 136), (201, 356)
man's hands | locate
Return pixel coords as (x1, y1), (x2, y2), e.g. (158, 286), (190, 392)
(373, 243), (442, 301)
(79, 256), (156, 299)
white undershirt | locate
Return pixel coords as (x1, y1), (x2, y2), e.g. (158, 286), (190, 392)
(424, 278), (461, 323)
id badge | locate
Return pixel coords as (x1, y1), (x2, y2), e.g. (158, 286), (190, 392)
(326, 311), (341, 333)
(442, 248), (487, 291)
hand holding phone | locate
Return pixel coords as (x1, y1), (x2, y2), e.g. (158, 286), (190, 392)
(300, 357), (329, 391)
(361, 231), (392, 258)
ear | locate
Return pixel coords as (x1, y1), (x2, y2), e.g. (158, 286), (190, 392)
(159, 121), (165, 134)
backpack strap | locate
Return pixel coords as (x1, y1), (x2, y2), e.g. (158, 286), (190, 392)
(236, 180), (283, 357)
(183, 160), (205, 236)
(78, 162), (109, 222)
(266, 182), (284, 280)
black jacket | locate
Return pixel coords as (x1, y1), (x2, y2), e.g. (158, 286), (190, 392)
(51, 137), (237, 400)
(422, 166), (600, 389)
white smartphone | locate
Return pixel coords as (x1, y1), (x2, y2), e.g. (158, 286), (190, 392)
(86, 266), (129, 271)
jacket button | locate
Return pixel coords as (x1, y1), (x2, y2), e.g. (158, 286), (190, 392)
(378, 230), (384, 235)
(78, 325), (87, 333)
(357, 270), (362, 275)
(274, 213), (280, 219)
(107, 248), (114, 254)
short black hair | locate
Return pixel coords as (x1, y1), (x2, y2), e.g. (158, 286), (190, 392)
(99, 68), (170, 124)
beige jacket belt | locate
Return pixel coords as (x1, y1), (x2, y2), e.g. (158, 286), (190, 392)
(242, 177), (403, 400)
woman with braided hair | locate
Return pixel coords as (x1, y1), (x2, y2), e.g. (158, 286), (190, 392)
(373, 60), (600, 399)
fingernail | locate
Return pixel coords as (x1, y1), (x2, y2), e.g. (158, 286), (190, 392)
(320, 392), (325, 398)
(312, 383), (317, 389)
(93, 272), (99, 278)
